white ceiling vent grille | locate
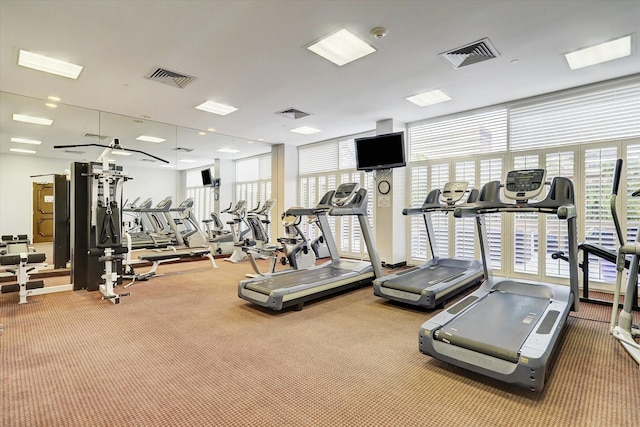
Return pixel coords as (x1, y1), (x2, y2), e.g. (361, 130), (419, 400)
(145, 67), (196, 89)
(276, 108), (310, 119)
(440, 38), (500, 69)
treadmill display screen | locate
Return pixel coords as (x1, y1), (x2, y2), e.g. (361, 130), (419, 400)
(333, 183), (359, 206)
(504, 169), (546, 201)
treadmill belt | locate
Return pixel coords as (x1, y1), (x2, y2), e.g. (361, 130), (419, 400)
(383, 265), (466, 294)
(436, 291), (550, 363)
(245, 266), (355, 294)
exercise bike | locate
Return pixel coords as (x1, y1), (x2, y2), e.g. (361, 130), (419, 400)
(277, 211), (316, 270)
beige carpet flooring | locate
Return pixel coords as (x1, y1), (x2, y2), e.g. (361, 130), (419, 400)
(1, 259), (639, 426)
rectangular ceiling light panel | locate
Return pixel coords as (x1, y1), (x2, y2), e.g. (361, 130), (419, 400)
(217, 147), (241, 153)
(195, 101), (238, 116)
(136, 135), (166, 143)
(111, 149), (132, 156)
(12, 114), (53, 126)
(18, 49), (83, 79)
(406, 89), (452, 107)
(290, 126), (322, 135)
(10, 148), (37, 154)
(307, 29), (376, 66)
(11, 137), (42, 145)
(565, 34), (633, 70)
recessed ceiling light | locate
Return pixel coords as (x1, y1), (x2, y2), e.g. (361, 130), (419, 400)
(10, 148), (37, 154)
(160, 164), (176, 168)
(195, 101), (238, 116)
(198, 131), (206, 136)
(179, 159), (197, 163)
(12, 113), (53, 126)
(217, 148), (241, 153)
(48, 96), (61, 102)
(247, 141), (254, 144)
(406, 89), (452, 107)
(564, 34), (633, 70)
(290, 126), (322, 135)
(111, 149), (132, 156)
(307, 28), (376, 66)
(207, 128), (216, 132)
(11, 137), (42, 145)
(18, 49), (83, 79)
(135, 135), (166, 143)
(45, 103), (58, 108)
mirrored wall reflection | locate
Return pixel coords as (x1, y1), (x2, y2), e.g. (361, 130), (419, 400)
(0, 91), (273, 274)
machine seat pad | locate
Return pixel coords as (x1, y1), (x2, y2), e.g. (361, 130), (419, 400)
(139, 250), (210, 262)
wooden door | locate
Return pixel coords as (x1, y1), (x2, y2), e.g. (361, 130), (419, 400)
(33, 182), (54, 243)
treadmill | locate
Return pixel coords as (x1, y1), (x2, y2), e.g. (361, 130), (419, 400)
(419, 169), (580, 392)
(373, 182), (486, 309)
(238, 182), (384, 311)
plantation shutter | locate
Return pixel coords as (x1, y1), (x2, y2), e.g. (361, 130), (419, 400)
(625, 144), (640, 244)
(454, 161), (476, 260)
(409, 108), (507, 161)
(510, 77), (640, 151)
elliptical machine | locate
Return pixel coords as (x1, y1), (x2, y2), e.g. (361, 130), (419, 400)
(307, 214), (330, 259)
(224, 200), (252, 263)
(277, 211), (316, 270)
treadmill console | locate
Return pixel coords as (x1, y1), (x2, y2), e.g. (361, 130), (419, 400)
(441, 182), (468, 205)
(504, 169), (546, 201)
(332, 183), (360, 206)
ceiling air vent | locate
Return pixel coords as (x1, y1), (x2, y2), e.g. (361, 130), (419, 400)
(440, 38), (500, 69)
(64, 150), (85, 155)
(140, 158), (156, 162)
(174, 147), (194, 153)
(276, 108), (310, 119)
(83, 132), (109, 140)
(145, 67), (196, 89)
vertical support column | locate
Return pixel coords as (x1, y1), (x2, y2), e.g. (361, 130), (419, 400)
(373, 119), (406, 267)
(271, 144), (298, 243)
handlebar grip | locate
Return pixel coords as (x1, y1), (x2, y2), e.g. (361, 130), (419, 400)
(611, 159), (623, 195)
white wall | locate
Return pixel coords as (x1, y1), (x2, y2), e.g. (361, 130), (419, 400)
(0, 153), (178, 238)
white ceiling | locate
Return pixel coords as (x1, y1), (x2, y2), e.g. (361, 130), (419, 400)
(1, 0), (640, 169)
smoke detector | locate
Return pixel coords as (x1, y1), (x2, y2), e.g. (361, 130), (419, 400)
(371, 27), (387, 39)
(440, 38), (500, 69)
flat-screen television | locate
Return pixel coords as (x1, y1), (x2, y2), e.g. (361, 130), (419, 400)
(355, 131), (406, 171)
(201, 168), (213, 186)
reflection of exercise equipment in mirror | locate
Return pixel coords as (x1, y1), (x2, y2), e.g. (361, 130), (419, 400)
(0, 241), (73, 304)
(226, 200), (275, 264)
(55, 138), (168, 303)
(609, 186), (640, 368)
(208, 200), (249, 259)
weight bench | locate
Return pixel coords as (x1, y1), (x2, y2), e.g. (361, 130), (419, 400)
(124, 249), (217, 286)
(0, 251), (72, 304)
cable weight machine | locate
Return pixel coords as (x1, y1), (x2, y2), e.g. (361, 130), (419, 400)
(56, 139), (168, 303)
